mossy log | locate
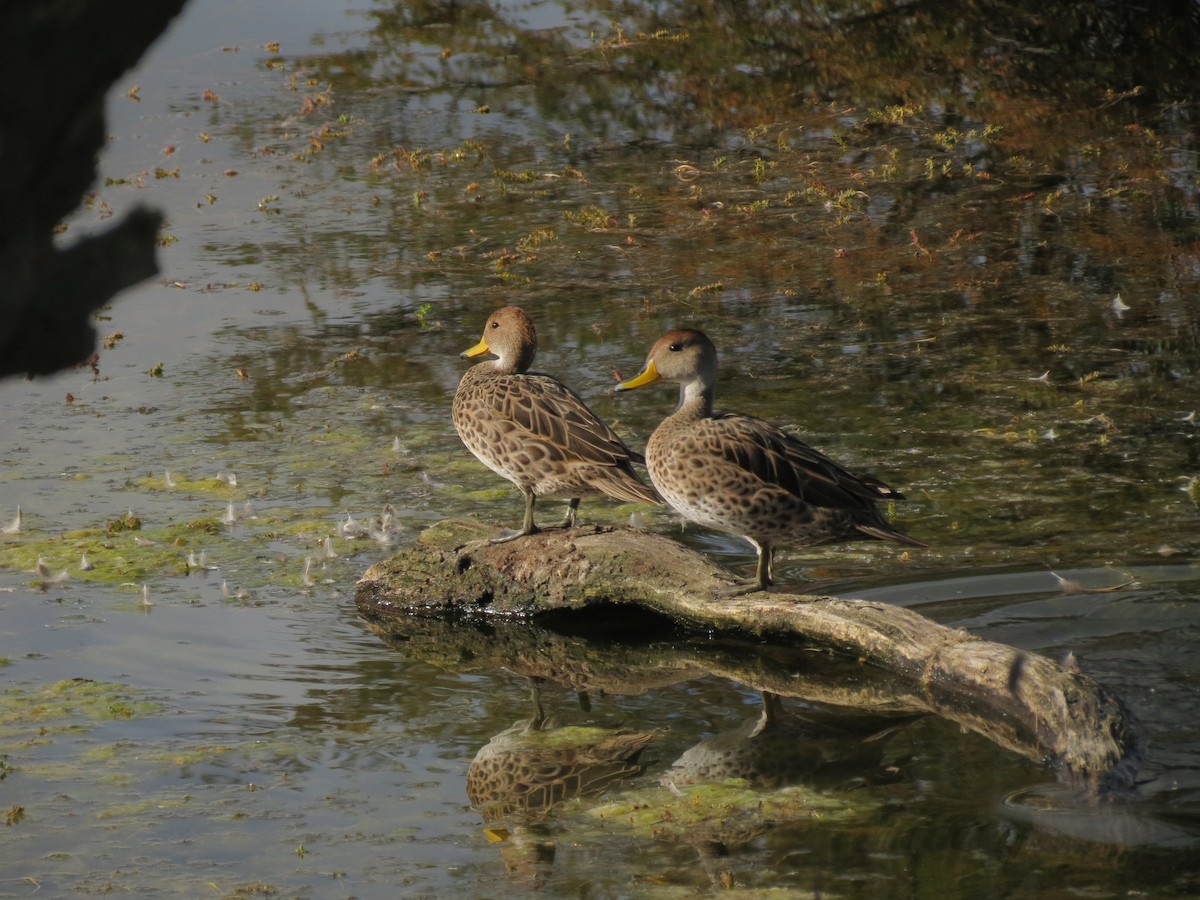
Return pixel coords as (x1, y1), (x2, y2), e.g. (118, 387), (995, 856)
(356, 519), (1143, 791)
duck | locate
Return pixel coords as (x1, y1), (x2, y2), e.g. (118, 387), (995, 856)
(453, 306), (660, 542)
(615, 329), (924, 591)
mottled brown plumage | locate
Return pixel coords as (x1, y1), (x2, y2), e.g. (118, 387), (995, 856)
(453, 307), (659, 541)
(467, 717), (654, 823)
(616, 328), (924, 590)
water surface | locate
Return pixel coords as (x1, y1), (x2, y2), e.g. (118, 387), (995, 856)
(2, 0), (1200, 896)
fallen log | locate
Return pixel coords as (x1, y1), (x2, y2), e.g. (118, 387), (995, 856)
(356, 519), (1142, 791)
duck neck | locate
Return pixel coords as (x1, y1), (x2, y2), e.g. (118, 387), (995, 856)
(489, 347), (534, 376)
(674, 380), (713, 419)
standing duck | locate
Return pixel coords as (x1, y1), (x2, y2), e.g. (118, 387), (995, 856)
(453, 306), (660, 542)
(615, 329), (923, 590)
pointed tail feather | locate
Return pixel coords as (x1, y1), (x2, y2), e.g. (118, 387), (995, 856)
(856, 523), (927, 547)
(592, 470), (662, 505)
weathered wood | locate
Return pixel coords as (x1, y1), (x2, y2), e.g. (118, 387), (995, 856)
(356, 519), (1143, 790)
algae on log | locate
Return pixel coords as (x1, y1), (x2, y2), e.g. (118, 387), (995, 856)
(356, 519), (1143, 791)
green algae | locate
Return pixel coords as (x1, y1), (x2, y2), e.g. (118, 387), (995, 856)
(588, 779), (876, 843)
(0, 494), (382, 595)
(0, 679), (164, 729)
(1, 523), (217, 586)
(0, 349), (454, 596)
(97, 792), (195, 820)
(141, 744), (240, 767)
(135, 471), (241, 497)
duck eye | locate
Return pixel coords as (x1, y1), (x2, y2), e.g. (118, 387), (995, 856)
(668, 343), (682, 352)
(490, 321), (499, 329)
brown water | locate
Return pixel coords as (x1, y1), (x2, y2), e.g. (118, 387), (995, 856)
(2, 1), (1200, 896)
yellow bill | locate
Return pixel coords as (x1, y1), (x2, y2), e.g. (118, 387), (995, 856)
(460, 337), (490, 359)
(615, 359), (660, 390)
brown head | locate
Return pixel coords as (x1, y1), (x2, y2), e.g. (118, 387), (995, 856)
(461, 306), (538, 374)
(615, 329), (718, 411)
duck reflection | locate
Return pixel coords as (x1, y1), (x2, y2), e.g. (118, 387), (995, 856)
(467, 683), (655, 826)
(467, 681), (655, 882)
(663, 692), (910, 791)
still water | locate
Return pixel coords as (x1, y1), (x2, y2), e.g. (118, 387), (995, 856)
(2, 0), (1200, 896)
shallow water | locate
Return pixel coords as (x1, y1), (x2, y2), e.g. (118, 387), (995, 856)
(3, 0), (1200, 896)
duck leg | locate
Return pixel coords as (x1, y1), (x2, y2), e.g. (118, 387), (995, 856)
(716, 541), (773, 596)
(756, 543), (774, 590)
(559, 498), (581, 529)
(491, 489), (541, 544)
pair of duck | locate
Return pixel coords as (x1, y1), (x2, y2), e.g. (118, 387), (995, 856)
(453, 307), (924, 592)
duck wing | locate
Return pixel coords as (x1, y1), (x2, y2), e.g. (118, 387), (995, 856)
(497, 373), (643, 467)
(714, 412), (904, 511)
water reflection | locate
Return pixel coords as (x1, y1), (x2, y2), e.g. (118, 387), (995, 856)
(353, 611), (1195, 894)
(364, 602), (1126, 789)
(469, 698), (650, 814)
(1003, 783), (1198, 849)
(662, 691), (904, 790)
(347, 0), (1200, 141)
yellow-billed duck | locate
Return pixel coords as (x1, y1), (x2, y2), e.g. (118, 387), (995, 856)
(615, 328), (924, 590)
(453, 306), (659, 542)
